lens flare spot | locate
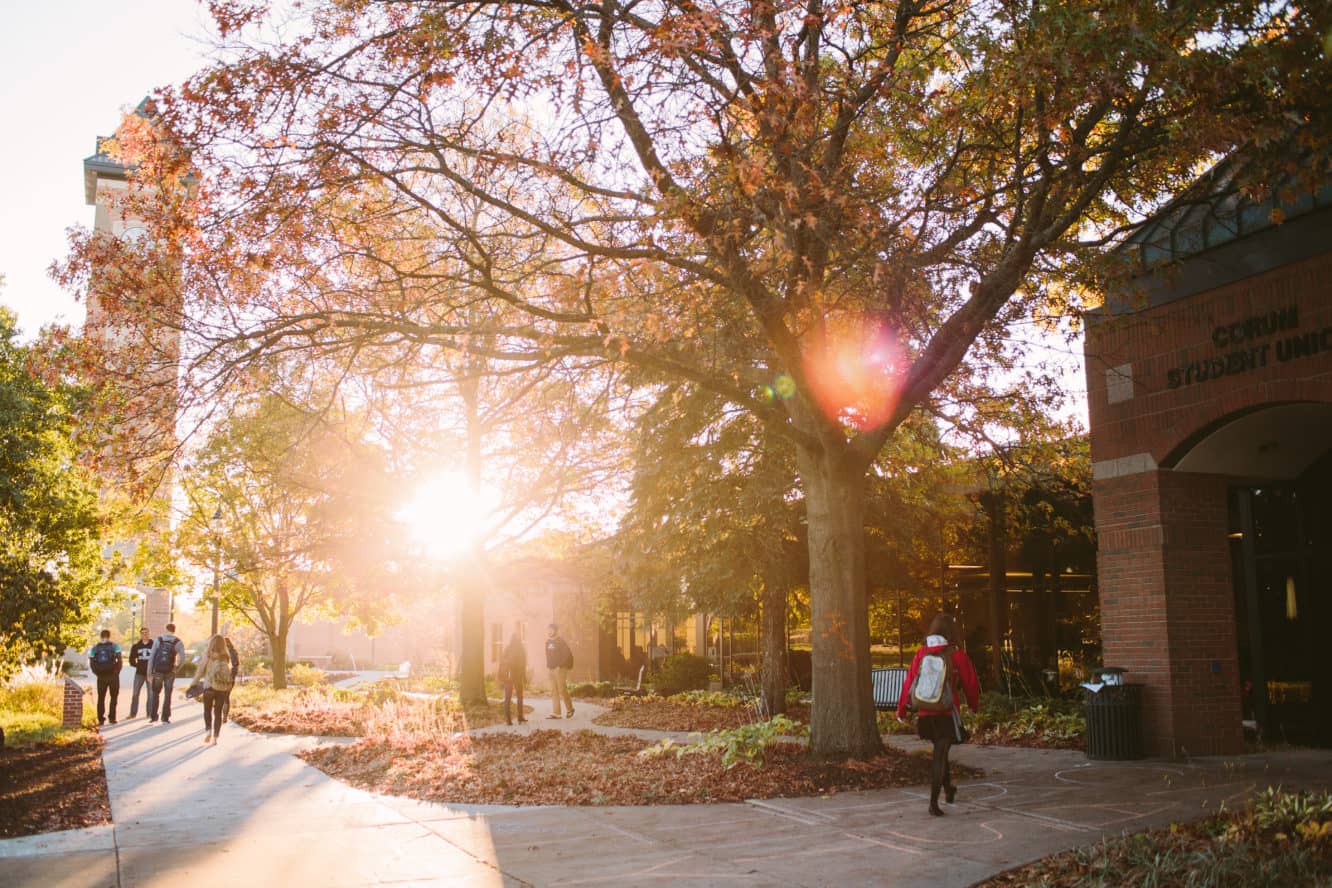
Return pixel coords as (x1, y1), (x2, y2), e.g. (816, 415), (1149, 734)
(773, 374), (797, 399)
(801, 316), (905, 431)
(758, 385), (775, 403)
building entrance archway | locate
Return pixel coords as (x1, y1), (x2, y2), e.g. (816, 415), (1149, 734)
(1166, 401), (1332, 748)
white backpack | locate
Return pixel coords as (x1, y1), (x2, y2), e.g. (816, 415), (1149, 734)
(909, 646), (956, 710)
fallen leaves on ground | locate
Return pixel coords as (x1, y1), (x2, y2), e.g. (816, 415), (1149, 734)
(593, 698), (811, 733)
(977, 789), (1332, 886)
(230, 694), (523, 737)
(299, 728), (976, 806)
(0, 734), (110, 838)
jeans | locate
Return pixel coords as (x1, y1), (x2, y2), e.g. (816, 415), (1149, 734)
(148, 673), (176, 721)
(503, 680), (524, 723)
(129, 672), (149, 717)
(95, 675), (120, 724)
(202, 688), (231, 737)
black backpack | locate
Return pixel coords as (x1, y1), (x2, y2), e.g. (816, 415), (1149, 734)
(90, 642), (118, 676)
(152, 637), (177, 674)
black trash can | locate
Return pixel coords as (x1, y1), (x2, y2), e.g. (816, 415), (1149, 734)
(1083, 682), (1144, 760)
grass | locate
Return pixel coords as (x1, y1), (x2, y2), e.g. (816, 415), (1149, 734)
(0, 668), (96, 746)
(228, 681), (516, 737)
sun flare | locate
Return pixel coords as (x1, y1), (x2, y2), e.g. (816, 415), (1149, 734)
(397, 472), (500, 559)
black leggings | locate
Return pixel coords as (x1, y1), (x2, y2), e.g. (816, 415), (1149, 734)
(202, 688), (232, 737)
(930, 737), (954, 801)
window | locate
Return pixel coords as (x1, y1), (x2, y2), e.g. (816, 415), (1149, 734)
(491, 623), (503, 662)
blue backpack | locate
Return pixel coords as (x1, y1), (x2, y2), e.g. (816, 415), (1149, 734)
(90, 642), (118, 676)
(152, 637), (177, 674)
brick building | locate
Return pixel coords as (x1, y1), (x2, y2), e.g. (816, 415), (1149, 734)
(1085, 146), (1332, 756)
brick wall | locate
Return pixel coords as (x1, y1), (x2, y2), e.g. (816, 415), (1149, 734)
(1086, 246), (1332, 758)
(1087, 250), (1332, 465)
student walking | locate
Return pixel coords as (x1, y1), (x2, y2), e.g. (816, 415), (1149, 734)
(897, 613), (980, 816)
(146, 623), (186, 724)
(190, 634), (237, 745)
(127, 627), (154, 718)
(498, 632), (527, 726)
(88, 629), (123, 726)
(544, 624), (574, 719)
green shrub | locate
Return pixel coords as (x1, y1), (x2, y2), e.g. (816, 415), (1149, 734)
(668, 689), (743, 707)
(570, 681), (616, 699)
(639, 715), (808, 769)
(288, 664), (328, 687)
(653, 653), (712, 696)
(966, 692), (1084, 743)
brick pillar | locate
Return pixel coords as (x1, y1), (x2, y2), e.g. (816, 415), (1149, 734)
(1094, 468), (1244, 757)
(62, 679), (84, 730)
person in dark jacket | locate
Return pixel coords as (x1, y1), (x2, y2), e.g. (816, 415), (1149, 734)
(146, 623), (186, 724)
(127, 627), (154, 719)
(897, 613), (981, 816)
(87, 629), (123, 726)
(544, 623), (574, 719)
(498, 632), (527, 726)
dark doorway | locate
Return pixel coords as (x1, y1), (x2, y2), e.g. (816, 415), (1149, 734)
(1230, 451), (1332, 747)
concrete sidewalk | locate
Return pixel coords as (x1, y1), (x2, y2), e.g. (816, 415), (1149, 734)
(2, 689), (1330, 888)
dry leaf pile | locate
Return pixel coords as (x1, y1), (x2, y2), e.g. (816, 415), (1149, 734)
(299, 728), (972, 806)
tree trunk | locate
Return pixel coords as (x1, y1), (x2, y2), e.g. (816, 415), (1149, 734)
(797, 446), (882, 760)
(458, 558), (487, 706)
(270, 632), (288, 690)
(457, 372), (487, 708)
(982, 491), (1009, 690)
(761, 579), (787, 717)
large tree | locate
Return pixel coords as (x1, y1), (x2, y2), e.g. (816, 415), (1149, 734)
(175, 393), (405, 688)
(64, 0), (1329, 756)
(0, 306), (110, 677)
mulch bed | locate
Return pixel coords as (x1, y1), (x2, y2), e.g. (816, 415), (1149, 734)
(970, 728), (1084, 750)
(299, 728), (977, 806)
(593, 699), (811, 733)
(0, 735), (111, 838)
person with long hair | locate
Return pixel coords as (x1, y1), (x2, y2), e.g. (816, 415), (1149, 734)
(897, 613), (980, 816)
(192, 634), (237, 745)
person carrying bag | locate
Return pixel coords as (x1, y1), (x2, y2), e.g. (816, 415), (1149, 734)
(897, 613), (981, 816)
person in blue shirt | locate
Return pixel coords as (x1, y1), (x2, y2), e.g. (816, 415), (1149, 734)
(87, 629), (124, 726)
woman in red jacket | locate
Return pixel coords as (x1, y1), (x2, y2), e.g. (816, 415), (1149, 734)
(897, 613), (980, 816)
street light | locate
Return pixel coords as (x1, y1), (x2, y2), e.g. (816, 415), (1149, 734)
(210, 506), (223, 636)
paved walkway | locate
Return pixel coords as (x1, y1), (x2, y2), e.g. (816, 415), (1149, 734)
(3, 688), (1330, 888)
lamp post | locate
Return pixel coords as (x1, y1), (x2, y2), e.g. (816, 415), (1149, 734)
(210, 506), (223, 636)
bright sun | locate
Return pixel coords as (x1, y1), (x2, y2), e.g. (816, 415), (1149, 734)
(397, 472), (500, 559)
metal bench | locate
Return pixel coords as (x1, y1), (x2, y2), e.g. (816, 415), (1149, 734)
(871, 667), (909, 711)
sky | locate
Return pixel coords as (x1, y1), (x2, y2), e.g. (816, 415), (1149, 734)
(0, 1), (214, 339)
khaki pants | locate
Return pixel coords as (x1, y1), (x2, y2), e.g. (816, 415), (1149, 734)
(548, 667), (573, 716)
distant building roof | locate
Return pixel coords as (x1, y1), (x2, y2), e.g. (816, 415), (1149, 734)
(1121, 138), (1332, 271)
(1102, 130), (1332, 313)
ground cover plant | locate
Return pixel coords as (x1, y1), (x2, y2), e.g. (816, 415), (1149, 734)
(228, 683), (518, 737)
(978, 787), (1332, 887)
(299, 728), (979, 806)
(965, 693), (1085, 750)
(0, 670), (108, 838)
